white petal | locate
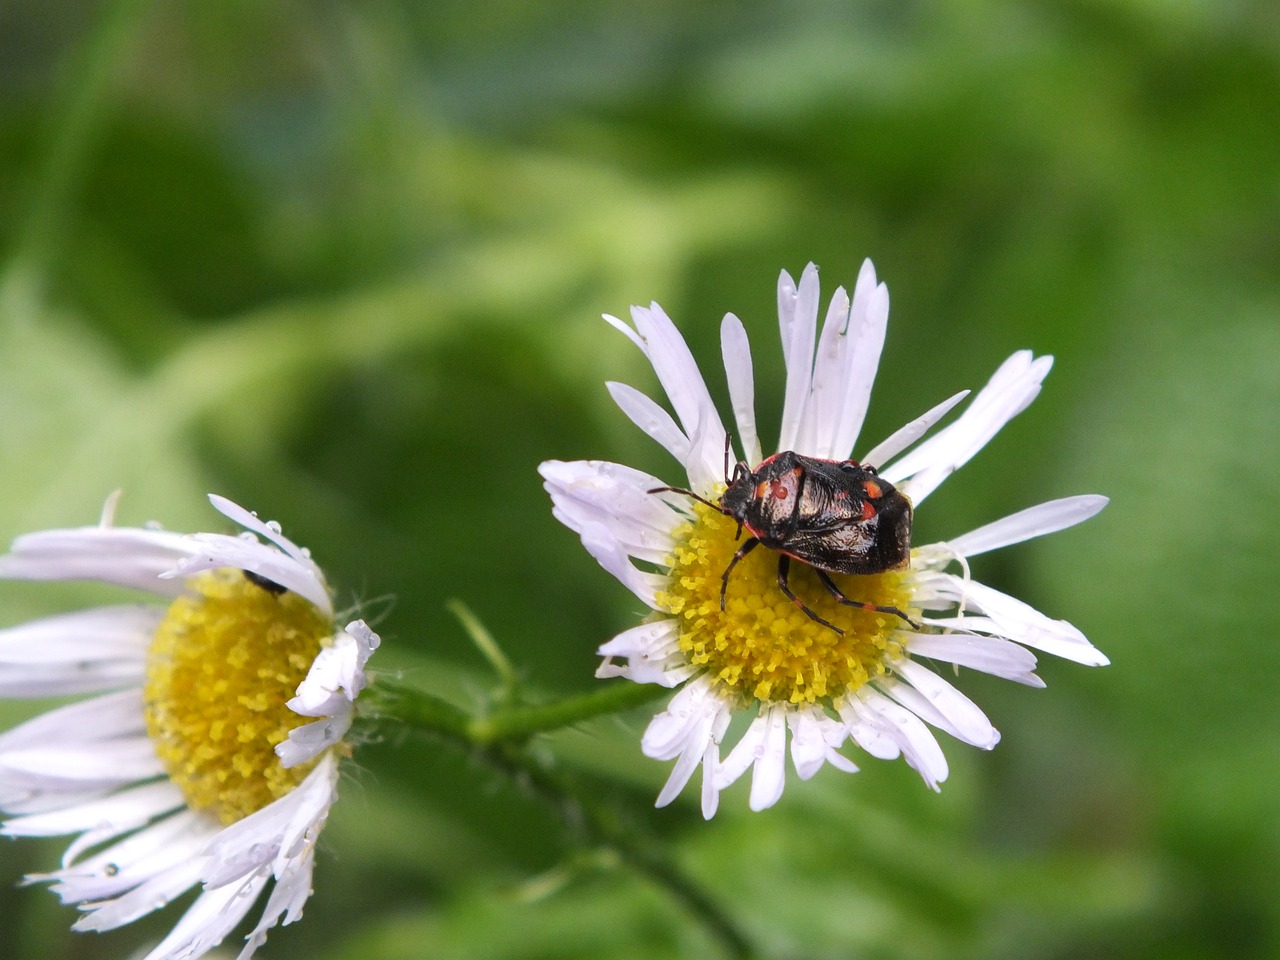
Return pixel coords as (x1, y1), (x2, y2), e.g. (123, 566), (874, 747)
(827, 261), (889, 459)
(846, 689), (949, 790)
(642, 677), (721, 761)
(683, 397), (732, 496)
(598, 619), (679, 659)
(626, 302), (726, 477)
(0, 691), (161, 798)
(578, 523), (665, 608)
(884, 659), (999, 749)
(596, 619), (690, 687)
(203, 755), (336, 890)
(905, 631), (1044, 687)
(0, 688), (144, 754)
(2, 780), (183, 841)
(944, 495), (1110, 558)
(135, 872), (268, 960)
(286, 622), (379, 718)
(0, 739), (162, 784)
(74, 855), (210, 932)
(884, 352), (1053, 504)
(799, 284), (851, 457)
(787, 707), (857, 780)
(606, 381), (692, 468)
(776, 265), (819, 453)
(699, 739), (724, 821)
(747, 705), (788, 811)
(653, 735), (709, 810)
(0, 526), (194, 595)
(167, 533), (331, 618)
(860, 390), (970, 469)
(540, 459), (682, 565)
(720, 313), (761, 467)
(0, 605), (155, 697)
(40, 810), (214, 904)
(927, 573), (1109, 666)
(278, 621), (375, 766)
(647, 685), (729, 809)
(716, 703), (789, 811)
(276, 708), (352, 768)
(206, 495), (315, 569)
(596, 658), (696, 687)
(236, 844), (316, 960)
(776, 269), (798, 366)
(840, 702), (901, 760)
(602, 312), (646, 353)
(0, 605), (155, 664)
(716, 709), (765, 790)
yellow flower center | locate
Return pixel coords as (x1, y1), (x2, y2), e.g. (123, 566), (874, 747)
(144, 569), (330, 824)
(656, 500), (912, 706)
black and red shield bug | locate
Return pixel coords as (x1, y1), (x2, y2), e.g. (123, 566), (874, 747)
(651, 439), (916, 635)
(243, 570), (288, 596)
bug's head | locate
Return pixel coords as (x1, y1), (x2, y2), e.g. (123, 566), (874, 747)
(718, 464), (758, 519)
(873, 491), (914, 571)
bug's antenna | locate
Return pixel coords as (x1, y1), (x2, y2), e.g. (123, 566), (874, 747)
(647, 485), (725, 513)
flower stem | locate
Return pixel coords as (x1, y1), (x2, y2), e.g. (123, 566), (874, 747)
(363, 675), (666, 743)
(470, 680), (667, 743)
(483, 739), (759, 960)
(362, 675), (759, 959)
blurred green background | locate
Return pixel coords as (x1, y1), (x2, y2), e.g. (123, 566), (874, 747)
(1, 1), (1277, 958)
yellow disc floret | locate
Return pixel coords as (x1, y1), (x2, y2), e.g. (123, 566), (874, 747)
(656, 500), (913, 706)
(145, 569), (330, 824)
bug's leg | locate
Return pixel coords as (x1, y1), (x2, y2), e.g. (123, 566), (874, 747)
(776, 556), (844, 635)
(719, 537), (760, 610)
(814, 569), (920, 630)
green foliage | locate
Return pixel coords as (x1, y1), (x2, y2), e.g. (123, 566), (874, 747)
(2, 0), (1278, 957)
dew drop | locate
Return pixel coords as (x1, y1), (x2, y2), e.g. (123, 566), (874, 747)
(103, 863), (119, 877)
(266, 521), (282, 534)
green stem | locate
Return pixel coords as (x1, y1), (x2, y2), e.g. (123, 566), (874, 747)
(471, 680), (667, 743)
(484, 740), (758, 960)
(363, 675), (666, 744)
(361, 677), (472, 741)
(362, 675), (758, 960)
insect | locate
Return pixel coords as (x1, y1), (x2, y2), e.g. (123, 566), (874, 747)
(651, 442), (916, 635)
(243, 570), (288, 596)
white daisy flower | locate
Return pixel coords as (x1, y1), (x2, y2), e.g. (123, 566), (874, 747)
(541, 259), (1107, 818)
(0, 493), (379, 960)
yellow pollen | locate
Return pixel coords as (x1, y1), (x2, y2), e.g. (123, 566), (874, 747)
(655, 501), (913, 706)
(144, 569), (330, 824)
